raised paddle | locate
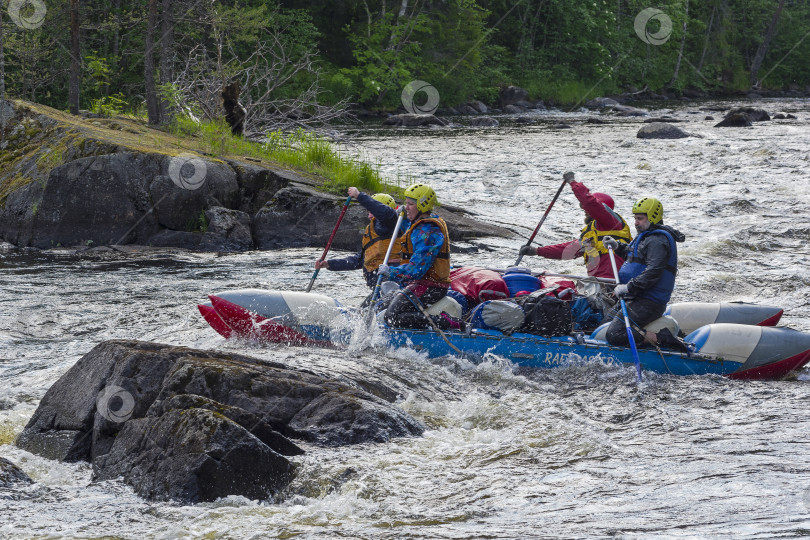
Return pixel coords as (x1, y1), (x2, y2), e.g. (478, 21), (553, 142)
(606, 246), (643, 382)
(306, 195), (353, 293)
(514, 172), (572, 267)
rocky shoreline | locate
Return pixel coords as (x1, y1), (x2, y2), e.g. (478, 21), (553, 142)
(0, 99), (511, 253)
(357, 83), (810, 122)
(15, 340), (424, 503)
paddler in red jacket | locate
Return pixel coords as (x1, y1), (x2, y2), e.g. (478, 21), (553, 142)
(518, 176), (633, 278)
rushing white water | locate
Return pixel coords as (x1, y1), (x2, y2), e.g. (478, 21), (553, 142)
(2, 99), (810, 538)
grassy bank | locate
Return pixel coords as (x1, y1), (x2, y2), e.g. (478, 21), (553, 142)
(170, 117), (394, 195)
(0, 100), (402, 207)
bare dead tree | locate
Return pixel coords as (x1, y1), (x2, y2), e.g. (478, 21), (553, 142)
(170, 31), (349, 137)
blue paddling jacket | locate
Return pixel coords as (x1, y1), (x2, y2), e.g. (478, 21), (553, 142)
(616, 224), (685, 305)
(327, 193), (406, 287)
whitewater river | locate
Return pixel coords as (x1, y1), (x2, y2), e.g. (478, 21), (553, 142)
(2, 99), (810, 538)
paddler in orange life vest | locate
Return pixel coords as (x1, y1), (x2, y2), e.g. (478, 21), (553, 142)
(315, 187), (404, 288)
(518, 174), (632, 278)
(378, 183), (461, 330)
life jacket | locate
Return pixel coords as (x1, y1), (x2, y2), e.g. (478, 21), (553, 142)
(361, 217), (402, 272)
(399, 215), (451, 285)
(579, 207), (633, 264)
(617, 228), (678, 305)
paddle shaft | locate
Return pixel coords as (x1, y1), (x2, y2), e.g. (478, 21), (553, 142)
(514, 174), (571, 266)
(306, 195), (353, 293)
(369, 209), (406, 305)
(607, 247), (643, 382)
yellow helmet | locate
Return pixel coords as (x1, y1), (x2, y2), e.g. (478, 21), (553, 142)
(632, 197), (664, 224)
(371, 193), (397, 209)
(403, 183), (437, 213)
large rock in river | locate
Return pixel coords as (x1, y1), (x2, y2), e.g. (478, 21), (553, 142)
(637, 123), (691, 139)
(16, 340), (423, 502)
(725, 106), (770, 122)
(0, 99), (511, 251)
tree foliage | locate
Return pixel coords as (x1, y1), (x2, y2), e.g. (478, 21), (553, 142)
(2, 0), (810, 116)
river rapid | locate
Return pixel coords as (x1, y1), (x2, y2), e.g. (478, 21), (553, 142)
(2, 99), (810, 539)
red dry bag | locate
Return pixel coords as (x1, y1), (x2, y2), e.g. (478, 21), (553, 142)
(449, 267), (510, 307)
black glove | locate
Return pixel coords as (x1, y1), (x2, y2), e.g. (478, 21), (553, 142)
(519, 245), (537, 257)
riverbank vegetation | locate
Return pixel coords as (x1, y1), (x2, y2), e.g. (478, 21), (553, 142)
(3, 0), (808, 119)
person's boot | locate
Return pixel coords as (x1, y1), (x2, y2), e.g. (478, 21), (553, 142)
(429, 314), (451, 330)
(439, 312), (463, 331)
(655, 327), (690, 353)
(429, 312), (463, 331)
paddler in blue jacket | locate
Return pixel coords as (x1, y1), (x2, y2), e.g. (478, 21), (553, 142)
(378, 183), (461, 330)
(315, 187), (404, 288)
(602, 197), (685, 347)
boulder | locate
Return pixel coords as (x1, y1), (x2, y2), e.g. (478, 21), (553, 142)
(455, 104), (479, 115)
(469, 101), (488, 113)
(586, 117), (608, 124)
(382, 114), (447, 127)
(612, 105), (649, 117)
(714, 113), (753, 128)
(252, 185), (367, 250)
(511, 100), (536, 110)
(0, 457), (33, 488)
(147, 207), (253, 252)
(499, 86), (529, 107)
(725, 107), (770, 121)
(637, 123), (691, 139)
(226, 160), (293, 216)
(92, 406), (294, 502)
(467, 116), (499, 127)
(199, 207), (253, 251)
(17, 340), (424, 502)
(503, 104), (526, 114)
(643, 117), (682, 123)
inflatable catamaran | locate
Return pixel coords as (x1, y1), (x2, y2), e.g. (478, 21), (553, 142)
(198, 288), (810, 381)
